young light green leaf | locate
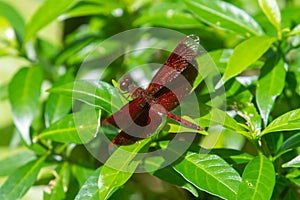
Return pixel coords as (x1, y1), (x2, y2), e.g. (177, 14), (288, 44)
(256, 59), (286, 127)
(8, 66), (43, 145)
(173, 153), (242, 200)
(0, 155), (46, 199)
(0, 83), (8, 101)
(99, 139), (150, 199)
(282, 155), (300, 168)
(258, 0), (281, 31)
(48, 80), (123, 114)
(221, 36), (275, 84)
(45, 70), (74, 126)
(0, 151), (36, 176)
(289, 24), (300, 36)
(0, 1), (25, 45)
(184, 0), (263, 36)
(237, 154), (275, 200)
(199, 107), (247, 133)
(39, 109), (100, 144)
(24, 0), (75, 43)
(261, 108), (300, 136)
(75, 167), (102, 200)
(226, 80), (262, 135)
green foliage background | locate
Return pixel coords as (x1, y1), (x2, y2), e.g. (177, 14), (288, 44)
(0, 0), (300, 199)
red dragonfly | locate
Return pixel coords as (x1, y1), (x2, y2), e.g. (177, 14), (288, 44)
(103, 35), (203, 145)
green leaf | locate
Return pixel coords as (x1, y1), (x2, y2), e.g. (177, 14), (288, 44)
(99, 139), (150, 199)
(134, 2), (203, 29)
(226, 80), (262, 135)
(39, 109), (100, 144)
(282, 155), (300, 168)
(44, 162), (70, 200)
(0, 155), (46, 199)
(199, 107), (247, 133)
(279, 132), (300, 152)
(72, 165), (94, 187)
(59, 1), (116, 20)
(261, 108), (300, 136)
(45, 70), (74, 126)
(48, 81), (123, 114)
(0, 1), (25, 45)
(258, 0), (281, 31)
(55, 37), (95, 65)
(144, 156), (198, 197)
(237, 154), (275, 200)
(173, 152), (242, 200)
(210, 148), (254, 164)
(184, 0), (263, 36)
(256, 58), (286, 127)
(289, 24), (300, 36)
(8, 66), (43, 145)
(75, 167), (102, 200)
(24, 0), (75, 43)
(0, 83), (8, 101)
(0, 151), (36, 176)
(221, 36), (275, 84)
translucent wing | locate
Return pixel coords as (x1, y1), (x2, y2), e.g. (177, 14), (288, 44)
(146, 35), (200, 96)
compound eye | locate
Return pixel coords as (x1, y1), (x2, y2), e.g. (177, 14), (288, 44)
(119, 77), (133, 91)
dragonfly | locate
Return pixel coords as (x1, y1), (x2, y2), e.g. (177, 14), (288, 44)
(103, 35), (203, 145)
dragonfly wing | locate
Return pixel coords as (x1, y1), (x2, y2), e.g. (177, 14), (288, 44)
(154, 58), (198, 111)
(102, 97), (147, 129)
(111, 106), (162, 145)
(146, 35), (200, 95)
(103, 97), (162, 145)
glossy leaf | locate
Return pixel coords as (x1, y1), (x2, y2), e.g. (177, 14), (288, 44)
(258, 0), (281, 31)
(48, 81), (122, 114)
(60, 1), (116, 20)
(24, 0), (75, 42)
(282, 155), (300, 168)
(199, 107), (247, 133)
(134, 2), (203, 29)
(210, 148), (254, 164)
(237, 154), (276, 200)
(279, 132), (300, 152)
(0, 151), (36, 176)
(221, 36), (275, 84)
(184, 0), (263, 36)
(0, 155), (46, 199)
(75, 167), (102, 200)
(39, 109), (100, 144)
(45, 70), (74, 126)
(256, 59), (286, 127)
(44, 162), (70, 200)
(0, 1), (25, 45)
(173, 152), (242, 200)
(261, 108), (300, 136)
(99, 139), (150, 199)
(8, 66), (43, 145)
